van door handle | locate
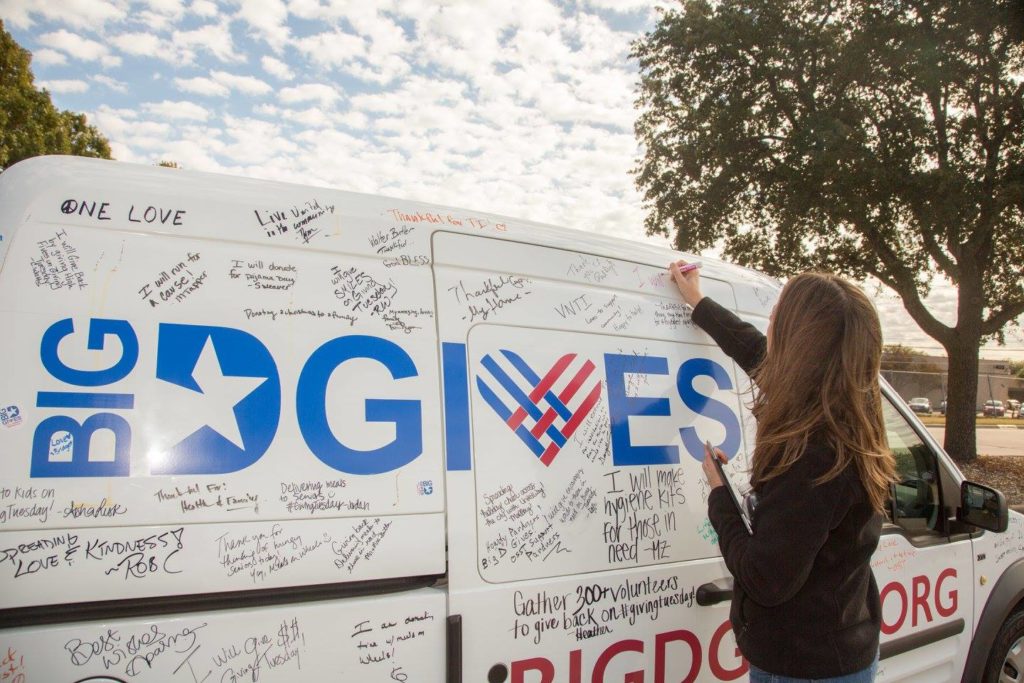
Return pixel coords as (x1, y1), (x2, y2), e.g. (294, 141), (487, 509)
(696, 578), (734, 606)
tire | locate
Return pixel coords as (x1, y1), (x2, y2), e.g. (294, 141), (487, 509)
(985, 608), (1024, 683)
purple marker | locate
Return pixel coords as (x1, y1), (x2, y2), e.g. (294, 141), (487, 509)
(676, 262), (702, 274)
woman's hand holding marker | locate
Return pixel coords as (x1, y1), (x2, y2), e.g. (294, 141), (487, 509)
(669, 259), (704, 308)
(702, 441), (727, 491)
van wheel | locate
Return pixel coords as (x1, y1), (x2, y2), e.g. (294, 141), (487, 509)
(986, 608), (1024, 683)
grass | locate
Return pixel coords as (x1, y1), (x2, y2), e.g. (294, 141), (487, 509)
(918, 415), (1023, 427)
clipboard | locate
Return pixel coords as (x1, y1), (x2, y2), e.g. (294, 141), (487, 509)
(708, 441), (753, 535)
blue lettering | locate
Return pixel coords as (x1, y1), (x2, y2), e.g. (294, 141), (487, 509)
(442, 342), (471, 471)
(31, 413), (131, 477)
(153, 323), (280, 474)
(40, 318), (138, 386)
(297, 335), (422, 475)
(677, 358), (742, 461)
(36, 391), (134, 409)
(604, 353), (679, 466)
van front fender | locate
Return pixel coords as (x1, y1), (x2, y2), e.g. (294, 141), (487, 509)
(961, 556), (1024, 683)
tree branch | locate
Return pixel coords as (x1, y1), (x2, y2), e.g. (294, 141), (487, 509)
(981, 301), (1024, 336)
(868, 263), (955, 346)
(853, 206), (955, 345)
(919, 226), (960, 280)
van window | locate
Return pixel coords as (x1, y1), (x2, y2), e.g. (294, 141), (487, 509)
(883, 398), (941, 532)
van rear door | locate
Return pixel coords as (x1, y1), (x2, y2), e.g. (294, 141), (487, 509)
(0, 157), (446, 681)
(434, 231), (756, 681)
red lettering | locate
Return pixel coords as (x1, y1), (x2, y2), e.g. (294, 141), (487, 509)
(880, 581), (908, 635)
(936, 568), (958, 618)
(655, 630), (700, 683)
(571, 650), (582, 683)
(709, 620), (748, 680)
(512, 657), (554, 683)
(593, 639), (644, 683)
(509, 620), (742, 682)
(911, 575), (933, 627)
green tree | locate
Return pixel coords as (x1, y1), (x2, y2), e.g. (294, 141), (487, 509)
(881, 345), (943, 374)
(633, 0), (1024, 463)
(1010, 360), (1024, 379)
(0, 20), (111, 170)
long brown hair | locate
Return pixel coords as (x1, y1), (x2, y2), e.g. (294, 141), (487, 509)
(749, 273), (895, 513)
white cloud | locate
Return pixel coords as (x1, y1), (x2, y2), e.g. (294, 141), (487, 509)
(144, 0), (186, 15)
(261, 55), (294, 81)
(279, 83), (341, 106)
(173, 21), (242, 63)
(128, 0), (188, 31)
(189, 0), (219, 18)
(219, 115), (298, 165)
(585, 0), (660, 14)
(293, 25), (412, 84)
(142, 100), (210, 121)
(110, 32), (165, 57)
(155, 138), (226, 170)
(89, 105), (173, 149)
(175, 76), (230, 97)
(32, 48), (68, 67)
(38, 29), (121, 67)
(92, 74), (128, 93)
(108, 140), (140, 162)
(39, 79), (89, 94)
(232, 0), (290, 52)
(175, 70), (272, 97)
(0, 0), (126, 30)
(210, 70), (271, 95)
(295, 29), (366, 69)
(258, 99), (367, 131)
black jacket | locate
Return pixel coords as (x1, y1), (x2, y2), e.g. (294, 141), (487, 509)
(693, 297), (882, 678)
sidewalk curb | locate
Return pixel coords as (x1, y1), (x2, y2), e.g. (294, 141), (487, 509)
(921, 424), (1024, 430)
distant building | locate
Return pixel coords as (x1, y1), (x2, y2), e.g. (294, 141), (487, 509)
(881, 353), (1024, 409)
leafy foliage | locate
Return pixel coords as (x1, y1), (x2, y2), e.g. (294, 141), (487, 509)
(0, 20), (111, 170)
(882, 344), (943, 374)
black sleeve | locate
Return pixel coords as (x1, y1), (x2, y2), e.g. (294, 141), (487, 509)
(707, 447), (851, 606)
(690, 297), (766, 376)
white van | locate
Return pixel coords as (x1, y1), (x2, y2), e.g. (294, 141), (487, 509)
(0, 156), (1020, 683)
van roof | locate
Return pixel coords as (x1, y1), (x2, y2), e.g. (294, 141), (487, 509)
(0, 155), (782, 293)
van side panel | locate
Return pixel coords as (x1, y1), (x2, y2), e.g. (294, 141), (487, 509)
(0, 161), (448, 611)
(0, 586), (446, 681)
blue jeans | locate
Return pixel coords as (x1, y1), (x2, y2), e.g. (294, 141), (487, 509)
(748, 653), (878, 683)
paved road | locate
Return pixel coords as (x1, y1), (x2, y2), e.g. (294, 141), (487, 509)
(926, 426), (1024, 457)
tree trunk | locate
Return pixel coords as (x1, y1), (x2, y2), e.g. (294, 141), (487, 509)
(943, 333), (981, 463)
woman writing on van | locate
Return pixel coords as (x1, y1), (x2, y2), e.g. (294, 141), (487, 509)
(669, 263), (895, 682)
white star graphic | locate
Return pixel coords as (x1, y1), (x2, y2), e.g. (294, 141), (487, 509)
(151, 336), (269, 452)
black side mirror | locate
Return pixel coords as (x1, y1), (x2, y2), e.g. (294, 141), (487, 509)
(958, 480), (1009, 533)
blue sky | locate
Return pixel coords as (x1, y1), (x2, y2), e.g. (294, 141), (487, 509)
(2, 0), (1021, 360)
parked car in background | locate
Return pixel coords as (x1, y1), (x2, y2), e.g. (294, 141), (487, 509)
(1007, 399), (1021, 418)
(983, 399), (1006, 417)
(939, 398), (947, 415)
(908, 397), (932, 415)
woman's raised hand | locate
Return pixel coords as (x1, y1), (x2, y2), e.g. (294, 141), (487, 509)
(669, 260), (704, 308)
